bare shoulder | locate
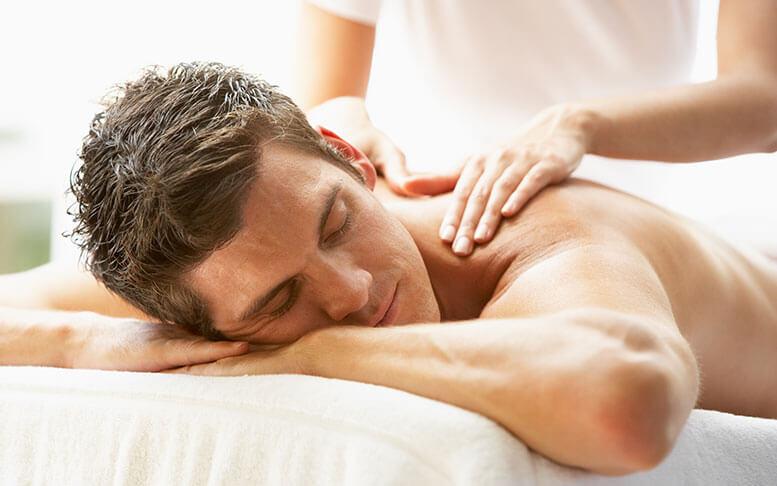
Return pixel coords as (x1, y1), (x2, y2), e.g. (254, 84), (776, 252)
(474, 180), (677, 322)
(378, 176), (691, 323)
(482, 179), (647, 280)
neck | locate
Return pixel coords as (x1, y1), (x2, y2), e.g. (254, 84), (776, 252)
(381, 192), (513, 322)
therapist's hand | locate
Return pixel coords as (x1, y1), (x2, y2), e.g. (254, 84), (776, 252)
(308, 96), (458, 197)
(342, 120), (417, 196)
(69, 314), (250, 372)
(433, 104), (594, 256)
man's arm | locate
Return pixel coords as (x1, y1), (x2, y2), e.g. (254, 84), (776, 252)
(0, 307), (73, 367)
(178, 241), (699, 475)
(0, 263), (249, 370)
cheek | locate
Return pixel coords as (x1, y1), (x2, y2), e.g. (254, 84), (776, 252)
(356, 209), (439, 323)
(401, 270), (441, 324)
(356, 207), (412, 254)
(249, 303), (323, 344)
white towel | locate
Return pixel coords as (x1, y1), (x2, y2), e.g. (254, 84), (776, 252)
(1, 366), (775, 485)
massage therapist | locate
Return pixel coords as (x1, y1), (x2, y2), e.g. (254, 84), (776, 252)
(294, 0), (777, 256)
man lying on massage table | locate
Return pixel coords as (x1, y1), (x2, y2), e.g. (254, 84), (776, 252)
(1, 63), (776, 476)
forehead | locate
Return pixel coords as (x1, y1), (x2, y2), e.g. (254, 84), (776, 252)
(254, 143), (329, 207)
(185, 144), (342, 320)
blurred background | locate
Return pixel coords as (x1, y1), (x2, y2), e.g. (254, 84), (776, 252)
(0, 1), (771, 275)
(0, 0), (302, 272)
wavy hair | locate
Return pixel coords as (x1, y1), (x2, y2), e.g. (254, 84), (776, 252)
(70, 62), (362, 338)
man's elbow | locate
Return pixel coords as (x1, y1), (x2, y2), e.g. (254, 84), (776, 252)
(591, 337), (699, 475)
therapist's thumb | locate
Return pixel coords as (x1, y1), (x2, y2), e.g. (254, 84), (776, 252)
(378, 149), (417, 196)
(403, 168), (461, 196)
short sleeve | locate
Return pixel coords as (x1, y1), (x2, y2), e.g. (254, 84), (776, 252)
(305, 0), (382, 26)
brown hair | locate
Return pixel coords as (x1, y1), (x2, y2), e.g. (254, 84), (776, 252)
(70, 62), (363, 339)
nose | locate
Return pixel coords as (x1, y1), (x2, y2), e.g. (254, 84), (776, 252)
(310, 257), (372, 322)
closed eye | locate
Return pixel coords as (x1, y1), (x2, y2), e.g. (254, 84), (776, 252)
(324, 211), (353, 245)
(267, 209), (352, 320)
(268, 280), (300, 319)
(267, 201), (354, 322)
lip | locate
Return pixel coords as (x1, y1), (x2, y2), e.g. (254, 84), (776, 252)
(374, 283), (399, 327)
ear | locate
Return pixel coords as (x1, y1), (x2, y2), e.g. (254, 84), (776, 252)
(315, 125), (377, 191)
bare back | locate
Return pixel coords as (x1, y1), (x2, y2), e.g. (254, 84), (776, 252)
(588, 184), (777, 417)
(379, 178), (777, 418)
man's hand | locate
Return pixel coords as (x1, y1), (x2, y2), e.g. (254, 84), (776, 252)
(164, 339), (304, 376)
(69, 313), (250, 372)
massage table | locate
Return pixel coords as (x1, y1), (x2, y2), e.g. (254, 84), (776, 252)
(1, 366), (775, 485)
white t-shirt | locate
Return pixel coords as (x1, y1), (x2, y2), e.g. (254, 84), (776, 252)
(307, 1), (777, 256)
(310, 0), (700, 171)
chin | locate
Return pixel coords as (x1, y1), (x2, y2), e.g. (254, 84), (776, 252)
(392, 279), (440, 327)
(401, 302), (441, 326)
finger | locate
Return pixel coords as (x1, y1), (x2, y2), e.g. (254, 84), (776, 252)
(162, 356), (239, 376)
(162, 365), (198, 374)
(451, 155), (509, 255)
(377, 149), (416, 196)
(164, 348), (292, 376)
(501, 162), (556, 216)
(473, 163), (529, 243)
(404, 158), (466, 196)
(165, 339), (250, 368)
(438, 157), (485, 243)
(403, 172), (459, 196)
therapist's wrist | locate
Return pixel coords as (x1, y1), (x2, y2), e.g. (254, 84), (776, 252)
(543, 103), (604, 156)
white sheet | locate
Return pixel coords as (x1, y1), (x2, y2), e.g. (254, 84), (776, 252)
(1, 366), (775, 485)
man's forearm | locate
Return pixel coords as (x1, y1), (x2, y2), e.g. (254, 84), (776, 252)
(578, 74), (777, 162)
(304, 310), (696, 475)
(0, 307), (75, 367)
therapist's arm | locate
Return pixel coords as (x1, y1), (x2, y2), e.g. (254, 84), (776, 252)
(295, 2), (437, 195)
(439, 0), (777, 256)
(294, 2), (374, 110)
(582, 0), (777, 161)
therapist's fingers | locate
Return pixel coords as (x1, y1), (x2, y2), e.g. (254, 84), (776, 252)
(373, 146), (416, 196)
(438, 156), (485, 244)
(473, 162), (530, 243)
(402, 171), (460, 196)
(403, 159), (466, 196)
(501, 161), (560, 216)
(451, 154), (510, 255)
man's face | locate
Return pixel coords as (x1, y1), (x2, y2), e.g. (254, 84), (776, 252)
(187, 143), (440, 344)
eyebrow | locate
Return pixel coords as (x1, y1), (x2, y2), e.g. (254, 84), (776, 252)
(236, 182), (343, 324)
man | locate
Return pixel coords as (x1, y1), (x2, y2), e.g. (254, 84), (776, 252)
(1, 63), (776, 476)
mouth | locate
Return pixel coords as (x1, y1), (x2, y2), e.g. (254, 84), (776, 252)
(373, 282), (399, 327)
